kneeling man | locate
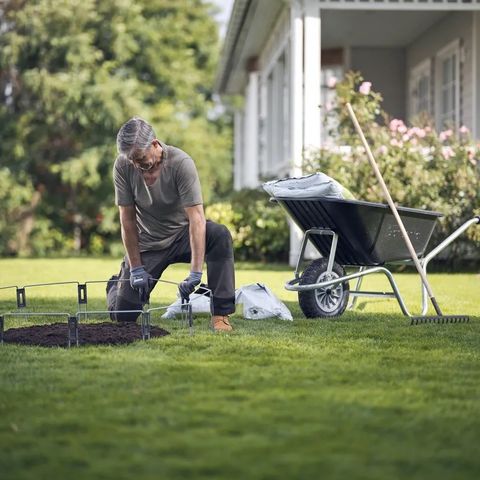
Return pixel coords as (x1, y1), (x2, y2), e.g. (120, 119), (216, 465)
(107, 117), (235, 331)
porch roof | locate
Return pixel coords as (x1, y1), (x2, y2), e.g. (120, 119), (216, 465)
(216, 0), (480, 95)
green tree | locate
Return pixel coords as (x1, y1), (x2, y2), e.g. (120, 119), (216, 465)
(0, 0), (231, 255)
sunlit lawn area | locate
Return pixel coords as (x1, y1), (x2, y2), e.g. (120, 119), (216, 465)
(1, 258), (479, 480)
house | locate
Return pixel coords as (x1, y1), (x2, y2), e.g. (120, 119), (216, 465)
(215, 0), (480, 264)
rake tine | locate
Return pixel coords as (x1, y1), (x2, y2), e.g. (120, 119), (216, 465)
(410, 315), (470, 325)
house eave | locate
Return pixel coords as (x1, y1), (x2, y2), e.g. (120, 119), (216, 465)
(215, 0), (288, 95)
(215, 0), (480, 96)
(215, 0), (252, 95)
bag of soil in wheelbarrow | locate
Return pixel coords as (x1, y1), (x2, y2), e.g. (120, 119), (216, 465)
(263, 172), (354, 199)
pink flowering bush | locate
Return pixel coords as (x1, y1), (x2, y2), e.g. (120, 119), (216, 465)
(307, 72), (480, 263)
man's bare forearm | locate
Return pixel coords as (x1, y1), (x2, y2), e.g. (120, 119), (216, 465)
(189, 213), (206, 273)
(121, 220), (142, 268)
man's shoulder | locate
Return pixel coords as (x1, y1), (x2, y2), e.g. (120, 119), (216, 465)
(165, 144), (193, 167)
(113, 155), (134, 177)
(114, 154), (130, 169)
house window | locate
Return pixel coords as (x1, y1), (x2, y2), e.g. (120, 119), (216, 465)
(409, 59), (431, 119)
(263, 48), (290, 175)
(320, 48), (343, 145)
(321, 65), (343, 145)
(435, 40), (460, 129)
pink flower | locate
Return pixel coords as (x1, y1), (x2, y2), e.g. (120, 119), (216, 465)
(441, 146), (455, 159)
(390, 138), (403, 148)
(408, 127), (426, 138)
(459, 125), (469, 135)
(327, 76), (337, 88)
(377, 145), (388, 155)
(402, 133), (410, 142)
(466, 146), (476, 160)
(389, 119), (405, 132)
(359, 81), (372, 95)
(416, 128), (426, 138)
(398, 124), (407, 134)
(439, 129), (453, 142)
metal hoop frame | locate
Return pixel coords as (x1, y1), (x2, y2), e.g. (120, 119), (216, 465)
(0, 278), (212, 347)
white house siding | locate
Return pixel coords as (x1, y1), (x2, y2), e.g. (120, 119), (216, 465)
(406, 12), (473, 130)
(258, 8), (291, 178)
(350, 47), (406, 120)
(233, 110), (244, 191)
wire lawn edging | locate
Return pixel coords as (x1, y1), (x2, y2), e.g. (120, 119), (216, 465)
(0, 278), (211, 347)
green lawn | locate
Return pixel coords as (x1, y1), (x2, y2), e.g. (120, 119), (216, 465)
(0, 258), (479, 480)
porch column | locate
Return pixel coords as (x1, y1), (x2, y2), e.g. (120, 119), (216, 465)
(289, 0), (305, 266)
(301, 0), (322, 263)
(304, 0), (322, 150)
(233, 109), (244, 190)
(243, 61), (259, 188)
(290, 0), (304, 179)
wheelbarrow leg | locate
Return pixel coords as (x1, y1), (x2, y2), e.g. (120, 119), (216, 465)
(347, 267), (365, 310)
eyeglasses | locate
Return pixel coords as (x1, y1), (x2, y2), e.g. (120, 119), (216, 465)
(130, 149), (162, 172)
(135, 162), (155, 172)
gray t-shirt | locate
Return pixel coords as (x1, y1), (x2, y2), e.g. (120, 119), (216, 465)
(113, 142), (203, 251)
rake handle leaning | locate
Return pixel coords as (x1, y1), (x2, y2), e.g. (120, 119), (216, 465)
(346, 102), (442, 316)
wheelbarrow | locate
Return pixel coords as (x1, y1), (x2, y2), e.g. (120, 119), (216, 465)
(273, 196), (479, 322)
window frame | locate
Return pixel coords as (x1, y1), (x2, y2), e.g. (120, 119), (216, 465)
(260, 42), (291, 176)
(435, 39), (461, 130)
(409, 58), (432, 120)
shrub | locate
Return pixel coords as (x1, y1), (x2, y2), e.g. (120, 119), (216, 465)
(305, 72), (480, 263)
(206, 189), (289, 262)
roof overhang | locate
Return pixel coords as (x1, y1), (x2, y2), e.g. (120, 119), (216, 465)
(216, 0), (480, 95)
(215, 0), (287, 95)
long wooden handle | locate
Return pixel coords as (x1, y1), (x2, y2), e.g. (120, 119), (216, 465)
(346, 103), (442, 315)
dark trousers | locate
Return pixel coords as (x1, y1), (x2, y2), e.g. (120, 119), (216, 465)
(107, 221), (235, 321)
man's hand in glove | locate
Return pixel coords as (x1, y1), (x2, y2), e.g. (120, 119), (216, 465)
(178, 271), (202, 300)
(129, 265), (152, 290)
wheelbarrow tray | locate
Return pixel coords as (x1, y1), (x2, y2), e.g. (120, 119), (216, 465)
(276, 197), (443, 266)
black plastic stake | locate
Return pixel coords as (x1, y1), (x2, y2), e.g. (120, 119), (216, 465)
(68, 316), (79, 348)
(16, 288), (26, 308)
(141, 312), (151, 341)
(0, 316), (4, 345)
(77, 284), (87, 305)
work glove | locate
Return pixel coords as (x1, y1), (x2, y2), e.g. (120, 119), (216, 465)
(129, 265), (152, 291)
(178, 271), (202, 301)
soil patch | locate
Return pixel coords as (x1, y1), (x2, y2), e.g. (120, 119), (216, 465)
(3, 322), (169, 347)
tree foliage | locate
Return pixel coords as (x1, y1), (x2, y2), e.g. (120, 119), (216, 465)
(0, 0), (231, 255)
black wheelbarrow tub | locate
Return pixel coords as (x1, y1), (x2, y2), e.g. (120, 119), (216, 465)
(275, 197), (443, 266)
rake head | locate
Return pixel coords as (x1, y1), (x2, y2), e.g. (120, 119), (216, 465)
(410, 315), (470, 325)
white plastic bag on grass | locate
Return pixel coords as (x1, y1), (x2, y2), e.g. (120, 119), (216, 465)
(235, 283), (293, 321)
(161, 293), (211, 319)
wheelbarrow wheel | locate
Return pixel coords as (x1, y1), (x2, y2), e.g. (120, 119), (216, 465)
(298, 259), (350, 318)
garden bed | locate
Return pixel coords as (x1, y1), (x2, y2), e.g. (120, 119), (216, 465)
(3, 322), (169, 347)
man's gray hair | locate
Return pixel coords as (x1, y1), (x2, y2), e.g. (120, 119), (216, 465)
(116, 117), (156, 159)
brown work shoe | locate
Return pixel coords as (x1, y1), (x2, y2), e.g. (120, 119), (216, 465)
(211, 315), (233, 332)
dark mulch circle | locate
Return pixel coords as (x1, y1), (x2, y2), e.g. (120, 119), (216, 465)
(2, 322), (170, 348)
